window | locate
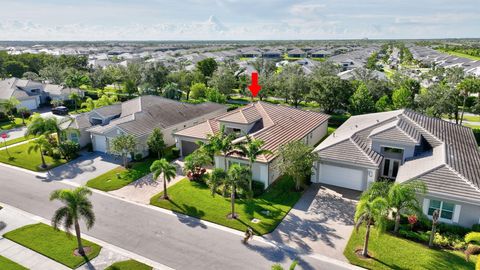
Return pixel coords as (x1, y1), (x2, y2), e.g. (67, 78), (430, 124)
(70, 132), (79, 143)
(428, 200), (455, 220)
(383, 147), (403, 154)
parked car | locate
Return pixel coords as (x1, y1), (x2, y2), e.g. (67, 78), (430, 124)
(52, 106), (69, 116)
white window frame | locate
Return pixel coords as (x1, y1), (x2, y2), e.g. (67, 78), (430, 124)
(424, 198), (458, 224)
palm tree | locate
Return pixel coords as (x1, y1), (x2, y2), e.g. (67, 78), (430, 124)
(225, 164), (250, 219)
(354, 196), (389, 257)
(17, 107), (30, 125)
(234, 134), (272, 192)
(150, 158), (176, 200)
(26, 115), (63, 142)
(198, 125), (235, 171)
(0, 97), (20, 121)
(208, 168), (227, 197)
(28, 135), (49, 169)
(49, 187), (95, 256)
(387, 180), (427, 234)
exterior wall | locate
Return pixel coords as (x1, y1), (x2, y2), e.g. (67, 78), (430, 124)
(302, 121), (328, 147)
(267, 157), (281, 186)
(65, 128), (91, 148)
(174, 136), (206, 157)
(420, 195), (480, 228)
(371, 139), (416, 162)
(18, 97), (40, 110)
(215, 155), (270, 189)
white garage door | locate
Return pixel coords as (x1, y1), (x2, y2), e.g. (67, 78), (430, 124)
(20, 99), (38, 110)
(93, 135), (107, 153)
(318, 163), (364, 191)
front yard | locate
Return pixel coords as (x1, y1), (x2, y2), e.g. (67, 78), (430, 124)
(0, 117), (28, 131)
(3, 223), (101, 269)
(150, 175), (302, 235)
(0, 141), (67, 171)
(106, 259), (152, 270)
(0, 255), (27, 270)
(86, 158), (156, 191)
(344, 226), (476, 270)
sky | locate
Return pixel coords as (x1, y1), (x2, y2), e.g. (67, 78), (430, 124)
(0, 0), (479, 40)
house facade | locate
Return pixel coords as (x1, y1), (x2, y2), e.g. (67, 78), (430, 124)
(64, 96), (227, 156)
(0, 78), (84, 110)
(312, 110), (480, 227)
(174, 102), (329, 188)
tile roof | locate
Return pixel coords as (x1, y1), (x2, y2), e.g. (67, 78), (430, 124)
(88, 96), (226, 137)
(174, 102), (329, 162)
(315, 109), (480, 199)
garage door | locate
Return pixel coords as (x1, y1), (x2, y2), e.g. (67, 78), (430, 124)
(93, 135), (107, 153)
(181, 140), (199, 156)
(318, 163), (364, 191)
(20, 99), (38, 110)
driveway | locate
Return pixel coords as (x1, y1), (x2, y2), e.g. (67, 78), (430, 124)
(265, 184), (360, 261)
(44, 152), (121, 185)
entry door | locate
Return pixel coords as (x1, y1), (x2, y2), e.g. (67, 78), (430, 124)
(382, 159), (400, 179)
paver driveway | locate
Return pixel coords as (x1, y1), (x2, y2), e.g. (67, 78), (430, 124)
(265, 184), (360, 261)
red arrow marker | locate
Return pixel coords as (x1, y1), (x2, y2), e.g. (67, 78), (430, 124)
(248, 72), (261, 97)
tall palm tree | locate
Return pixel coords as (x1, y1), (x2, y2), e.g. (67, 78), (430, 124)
(0, 97), (20, 120)
(68, 92), (82, 112)
(28, 135), (49, 169)
(354, 196), (389, 258)
(388, 180), (427, 234)
(26, 115), (63, 142)
(225, 164), (250, 219)
(234, 134), (272, 192)
(49, 187), (95, 256)
(150, 158), (176, 200)
(198, 125), (235, 171)
(208, 168), (227, 197)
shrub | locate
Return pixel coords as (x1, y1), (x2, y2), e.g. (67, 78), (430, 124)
(466, 232), (480, 244)
(135, 153), (143, 161)
(473, 129), (480, 146)
(434, 232), (466, 250)
(58, 141), (80, 160)
(252, 180), (265, 197)
(399, 229), (430, 243)
(437, 223), (470, 237)
(227, 104), (241, 111)
(472, 224), (480, 232)
(51, 150), (62, 160)
(171, 147), (180, 159)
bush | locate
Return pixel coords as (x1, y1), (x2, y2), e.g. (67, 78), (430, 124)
(51, 150), (62, 160)
(252, 180), (265, 197)
(227, 104), (241, 111)
(58, 141), (80, 160)
(473, 129), (480, 146)
(434, 232), (466, 250)
(472, 224), (480, 232)
(135, 153), (143, 161)
(437, 223), (470, 237)
(171, 147), (180, 159)
(328, 114), (350, 128)
(399, 229), (430, 243)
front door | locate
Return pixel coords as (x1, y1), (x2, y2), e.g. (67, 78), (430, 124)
(382, 158), (400, 179)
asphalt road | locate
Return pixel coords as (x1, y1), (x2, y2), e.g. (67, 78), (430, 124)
(0, 165), (355, 270)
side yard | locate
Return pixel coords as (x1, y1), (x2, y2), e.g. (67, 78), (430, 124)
(150, 175), (303, 235)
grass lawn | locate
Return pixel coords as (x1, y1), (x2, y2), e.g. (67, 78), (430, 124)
(0, 117), (28, 131)
(3, 223), (101, 269)
(86, 158), (155, 191)
(150, 175), (302, 235)
(463, 114), (480, 122)
(0, 255), (27, 270)
(1, 135), (35, 148)
(106, 259), (152, 270)
(0, 141), (67, 171)
(344, 226), (476, 270)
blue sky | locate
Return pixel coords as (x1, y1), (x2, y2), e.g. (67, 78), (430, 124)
(0, 0), (478, 40)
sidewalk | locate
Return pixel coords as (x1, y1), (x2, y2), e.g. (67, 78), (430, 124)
(0, 203), (173, 270)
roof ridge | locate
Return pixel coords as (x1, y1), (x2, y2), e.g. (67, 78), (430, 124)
(401, 112), (442, 143)
(255, 102), (274, 125)
(395, 120), (420, 143)
(350, 136), (378, 165)
(444, 164), (480, 194)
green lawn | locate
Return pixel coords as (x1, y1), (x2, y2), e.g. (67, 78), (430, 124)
(87, 158), (156, 191)
(150, 175), (302, 235)
(0, 117), (28, 131)
(462, 114), (480, 122)
(1, 136), (33, 147)
(344, 226), (476, 270)
(3, 223), (101, 269)
(106, 259), (152, 270)
(0, 255), (27, 270)
(439, 50), (480, 61)
(0, 141), (67, 171)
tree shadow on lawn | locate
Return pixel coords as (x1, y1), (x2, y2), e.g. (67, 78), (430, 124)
(244, 242), (316, 270)
(168, 200), (207, 229)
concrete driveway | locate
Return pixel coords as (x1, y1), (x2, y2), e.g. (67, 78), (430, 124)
(43, 152), (121, 185)
(265, 184), (360, 261)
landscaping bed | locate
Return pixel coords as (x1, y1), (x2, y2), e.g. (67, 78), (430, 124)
(344, 226), (476, 270)
(106, 259), (152, 270)
(150, 175), (302, 235)
(0, 255), (27, 270)
(0, 141), (67, 171)
(3, 223), (101, 269)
